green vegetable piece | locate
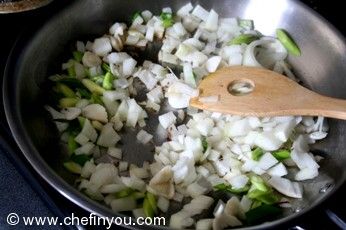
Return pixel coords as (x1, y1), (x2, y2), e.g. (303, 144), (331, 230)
(59, 98), (78, 108)
(251, 200), (262, 209)
(115, 188), (135, 198)
(238, 19), (254, 30)
(102, 63), (111, 73)
(214, 183), (249, 194)
(90, 93), (103, 105)
(276, 29), (301, 56)
(132, 192), (145, 200)
(73, 51), (83, 62)
(63, 161), (82, 174)
(146, 192), (158, 214)
(67, 134), (78, 155)
(228, 185), (250, 194)
(132, 11), (141, 22)
(248, 189), (279, 205)
(251, 147), (264, 161)
(56, 83), (76, 98)
(76, 88), (92, 99)
(91, 75), (104, 85)
(143, 198), (154, 218)
(250, 175), (268, 192)
(102, 72), (115, 90)
(78, 116), (86, 127)
(272, 149), (290, 161)
(229, 34), (259, 45)
(245, 204), (282, 224)
(193, 72), (197, 80)
(82, 79), (105, 95)
(201, 137), (208, 153)
(214, 183), (228, 191)
(70, 154), (90, 166)
(67, 64), (75, 77)
(160, 12), (174, 28)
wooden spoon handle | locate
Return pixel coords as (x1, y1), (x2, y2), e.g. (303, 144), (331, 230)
(301, 94), (346, 120)
(190, 67), (346, 120)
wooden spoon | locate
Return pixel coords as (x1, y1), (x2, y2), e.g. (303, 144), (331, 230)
(190, 66), (346, 120)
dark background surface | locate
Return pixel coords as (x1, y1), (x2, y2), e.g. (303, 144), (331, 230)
(0, 0), (345, 229)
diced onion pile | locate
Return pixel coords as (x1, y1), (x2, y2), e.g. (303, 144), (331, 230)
(46, 3), (328, 229)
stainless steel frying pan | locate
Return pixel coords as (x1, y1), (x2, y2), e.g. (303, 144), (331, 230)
(3, 0), (346, 229)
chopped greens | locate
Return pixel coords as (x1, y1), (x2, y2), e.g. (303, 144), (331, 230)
(59, 98), (78, 108)
(251, 147), (264, 161)
(214, 183), (250, 194)
(63, 161), (82, 174)
(73, 51), (84, 62)
(276, 28), (301, 56)
(81, 79), (105, 95)
(272, 149), (290, 161)
(115, 188), (135, 198)
(102, 63), (111, 73)
(245, 204), (282, 224)
(102, 72), (115, 90)
(143, 192), (157, 218)
(238, 19), (254, 30)
(202, 137), (208, 153)
(67, 134), (78, 155)
(70, 154), (91, 166)
(132, 11), (141, 22)
(229, 34), (259, 45)
(160, 12), (174, 28)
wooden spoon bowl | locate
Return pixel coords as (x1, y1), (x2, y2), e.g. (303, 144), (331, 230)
(190, 66), (346, 120)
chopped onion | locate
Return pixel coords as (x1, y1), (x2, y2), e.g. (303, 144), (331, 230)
(136, 129), (153, 144)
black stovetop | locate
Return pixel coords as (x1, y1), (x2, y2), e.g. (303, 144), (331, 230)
(0, 1), (345, 229)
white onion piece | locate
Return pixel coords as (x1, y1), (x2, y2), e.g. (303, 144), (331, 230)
(267, 163), (287, 177)
(136, 129), (153, 144)
(148, 166), (174, 199)
(122, 58), (137, 76)
(166, 81), (199, 109)
(109, 22), (126, 36)
(192, 5), (209, 21)
(107, 147), (122, 159)
(254, 131), (283, 151)
(97, 123), (121, 147)
(257, 152), (279, 170)
(82, 104), (108, 123)
(177, 2), (193, 17)
(206, 56), (222, 73)
(268, 176), (303, 198)
(92, 37), (112, 56)
(75, 142), (95, 155)
(126, 99), (143, 128)
(61, 107), (81, 120)
(242, 38), (275, 67)
(157, 196), (170, 213)
(159, 111), (177, 129)
(183, 63), (196, 87)
(205, 10), (218, 32)
(76, 119), (98, 144)
(45, 106), (65, 120)
(196, 219), (213, 230)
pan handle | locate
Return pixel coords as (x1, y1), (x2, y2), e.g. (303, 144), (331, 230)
(325, 209), (346, 229)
